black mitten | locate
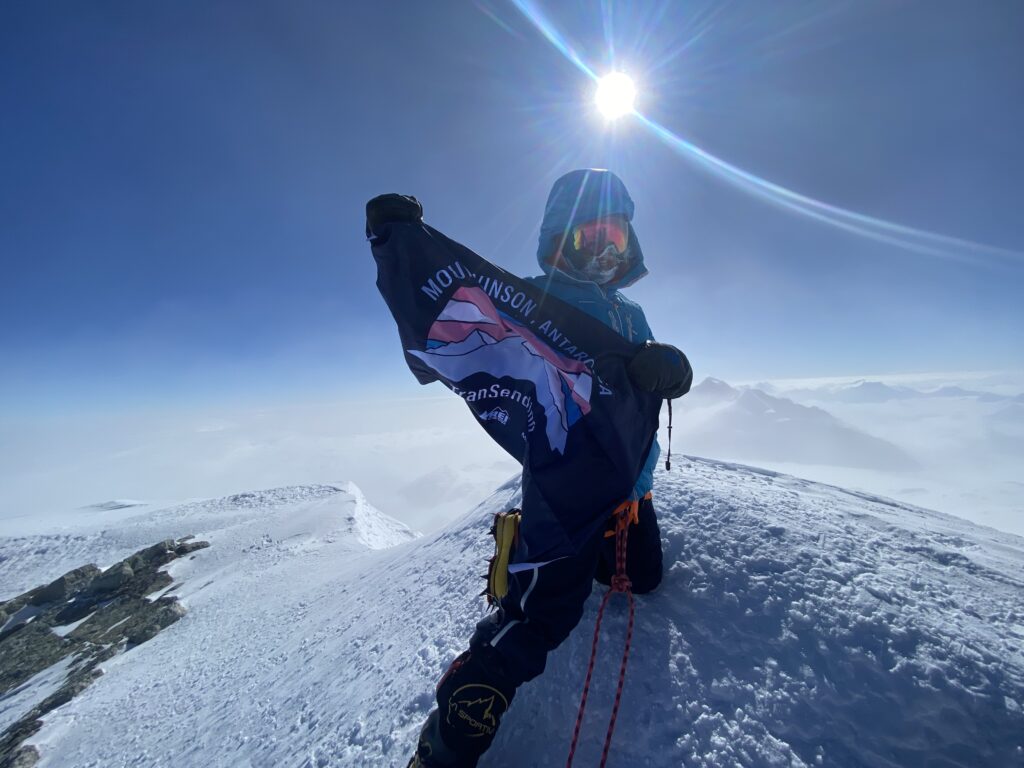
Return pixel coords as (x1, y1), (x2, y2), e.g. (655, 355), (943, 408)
(627, 341), (693, 399)
(365, 193), (423, 241)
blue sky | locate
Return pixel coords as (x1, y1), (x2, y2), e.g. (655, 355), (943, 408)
(2, 0), (1022, 414)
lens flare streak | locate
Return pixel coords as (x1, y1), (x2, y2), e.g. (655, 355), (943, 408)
(509, 0), (597, 80)
(638, 115), (1021, 265)
(507, 0), (1023, 266)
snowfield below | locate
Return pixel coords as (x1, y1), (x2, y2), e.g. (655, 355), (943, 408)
(4, 461), (1023, 767)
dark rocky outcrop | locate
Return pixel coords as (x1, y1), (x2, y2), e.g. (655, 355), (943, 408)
(0, 536), (209, 768)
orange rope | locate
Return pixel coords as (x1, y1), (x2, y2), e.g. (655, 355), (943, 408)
(566, 500), (638, 767)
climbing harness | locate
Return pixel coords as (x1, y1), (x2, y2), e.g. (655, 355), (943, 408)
(566, 496), (644, 767)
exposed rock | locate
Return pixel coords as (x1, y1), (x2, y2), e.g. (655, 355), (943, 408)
(30, 564), (101, 606)
(141, 538), (177, 558)
(176, 540), (211, 557)
(0, 605), (47, 644)
(0, 622), (69, 692)
(0, 536), (209, 768)
(4, 744), (39, 768)
(125, 598), (187, 647)
(128, 539), (178, 572)
(53, 595), (100, 625)
(87, 560), (134, 595)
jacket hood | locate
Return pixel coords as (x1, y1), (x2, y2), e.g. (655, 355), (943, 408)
(535, 168), (648, 290)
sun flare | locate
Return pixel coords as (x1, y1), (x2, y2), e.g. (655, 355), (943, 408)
(594, 72), (637, 120)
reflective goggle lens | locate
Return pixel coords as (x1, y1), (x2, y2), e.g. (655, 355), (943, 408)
(571, 218), (629, 255)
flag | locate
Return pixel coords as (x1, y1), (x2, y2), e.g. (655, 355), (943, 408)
(371, 222), (661, 562)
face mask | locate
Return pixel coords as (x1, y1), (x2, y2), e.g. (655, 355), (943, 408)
(578, 243), (628, 284)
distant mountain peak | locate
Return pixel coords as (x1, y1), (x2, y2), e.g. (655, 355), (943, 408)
(696, 376), (736, 391)
(677, 378), (918, 470)
(689, 377), (740, 403)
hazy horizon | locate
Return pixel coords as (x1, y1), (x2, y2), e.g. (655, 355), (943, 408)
(3, 369), (1021, 541)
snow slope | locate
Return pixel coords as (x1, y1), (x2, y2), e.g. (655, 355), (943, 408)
(6, 463), (1024, 767)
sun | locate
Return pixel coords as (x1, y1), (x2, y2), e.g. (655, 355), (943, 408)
(594, 72), (637, 120)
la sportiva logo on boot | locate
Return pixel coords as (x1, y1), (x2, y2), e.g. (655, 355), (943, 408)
(446, 684), (509, 738)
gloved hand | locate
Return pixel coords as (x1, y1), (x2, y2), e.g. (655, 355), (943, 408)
(627, 340), (693, 399)
(365, 193), (423, 242)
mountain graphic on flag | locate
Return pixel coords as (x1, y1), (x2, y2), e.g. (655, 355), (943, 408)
(408, 286), (593, 454)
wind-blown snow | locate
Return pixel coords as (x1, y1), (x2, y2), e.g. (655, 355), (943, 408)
(8, 464), (1023, 766)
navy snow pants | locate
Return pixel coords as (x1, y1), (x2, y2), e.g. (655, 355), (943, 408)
(429, 497), (663, 765)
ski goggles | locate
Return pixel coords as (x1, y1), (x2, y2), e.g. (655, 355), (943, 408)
(571, 216), (629, 257)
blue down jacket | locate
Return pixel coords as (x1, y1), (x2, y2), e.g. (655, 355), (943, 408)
(525, 168), (661, 500)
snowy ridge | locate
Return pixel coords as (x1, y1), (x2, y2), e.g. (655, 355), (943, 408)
(0, 484), (414, 600)
(17, 463), (1024, 766)
(341, 481), (420, 549)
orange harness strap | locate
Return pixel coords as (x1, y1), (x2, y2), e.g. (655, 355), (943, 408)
(603, 491), (650, 538)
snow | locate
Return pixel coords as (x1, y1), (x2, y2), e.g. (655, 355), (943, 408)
(0, 483), (414, 600)
(0, 602), (46, 636)
(49, 611), (98, 638)
(0, 656), (76, 736)
(4, 462), (1022, 766)
(342, 481), (420, 550)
